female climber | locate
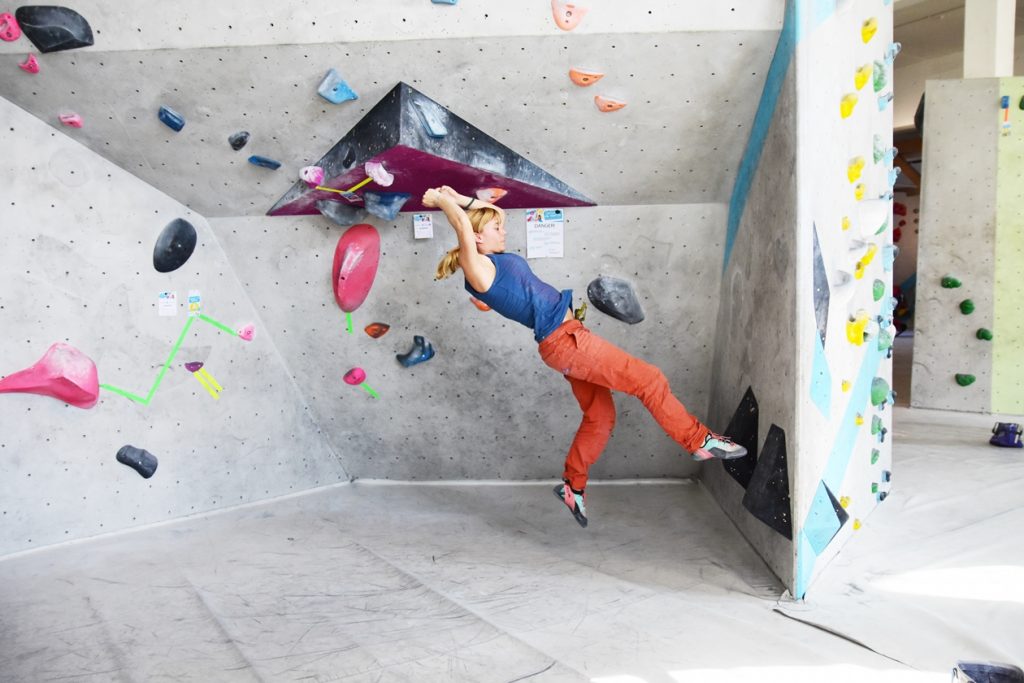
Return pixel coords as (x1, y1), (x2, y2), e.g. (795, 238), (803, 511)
(423, 186), (747, 528)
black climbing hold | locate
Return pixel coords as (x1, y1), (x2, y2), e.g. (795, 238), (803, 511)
(116, 445), (158, 479)
(397, 335), (435, 367)
(15, 6), (94, 53)
(823, 482), (849, 529)
(586, 276), (645, 324)
(721, 386), (759, 489)
(741, 424), (792, 539)
(228, 131), (250, 151)
(153, 218), (197, 273)
(316, 199), (366, 227)
(955, 661), (1024, 683)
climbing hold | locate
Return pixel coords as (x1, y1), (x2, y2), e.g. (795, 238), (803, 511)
(365, 161), (394, 187)
(881, 470), (891, 483)
(431, 0), (458, 4)
(333, 224), (381, 313)
(870, 449), (880, 464)
(873, 279), (885, 301)
(397, 335), (436, 368)
(317, 199), (367, 227)
(854, 414), (864, 426)
(343, 367), (367, 385)
(842, 216), (852, 231)
(363, 192), (412, 221)
(158, 105), (185, 132)
(228, 131), (250, 151)
(990, 422), (1023, 448)
(877, 329), (894, 353)
(872, 60), (887, 93)
(839, 496), (851, 509)
(871, 415), (887, 440)
(842, 380), (851, 392)
(15, 6), (93, 52)
(153, 218), (197, 273)
(846, 311), (870, 345)
(0, 342), (99, 408)
(853, 519), (862, 530)
(594, 95), (627, 112)
(872, 482), (878, 493)
(318, 68), (358, 104)
(116, 445), (158, 479)
(955, 373), (976, 387)
(587, 276), (644, 324)
(854, 64), (871, 90)
(873, 218), (890, 237)
(58, 112), (82, 128)
(364, 322), (390, 338)
(854, 183), (865, 201)
(248, 155), (281, 170)
(574, 301), (587, 321)
(861, 17), (878, 43)
(476, 187), (508, 203)
(882, 244), (898, 272)
(840, 94), (858, 119)
(0, 12), (22, 41)
(878, 491), (888, 502)
(847, 156), (865, 183)
(569, 67), (604, 87)
(855, 244), (878, 279)
(873, 134), (884, 163)
(412, 98), (449, 138)
(470, 297), (491, 312)
(884, 42), (902, 65)
(870, 377), (892, 407)
(959, 299), (975, 315)
(183, 361), (204, 373)
(888, 167), (901, 187)
(878, 92), (894, 111)
(551, 0), (588, 31)
(238, 324), (255, 341)
(18, 54), (39, 74)
(976, 328), (993, 341)
(893, 227), (902, 242)
(834, 270), (852, 287)
(941, 276), (961, 288)
(300, 166), (325, 187)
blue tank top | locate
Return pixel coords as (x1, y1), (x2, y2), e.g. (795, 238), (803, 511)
(465, 253), (573, 342)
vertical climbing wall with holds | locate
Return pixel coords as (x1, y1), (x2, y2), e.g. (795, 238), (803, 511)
(913, 78), (1015, 413)
(0, 97), (347, 556)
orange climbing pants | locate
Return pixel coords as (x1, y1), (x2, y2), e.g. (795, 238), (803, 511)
(537, 319), (709, 491)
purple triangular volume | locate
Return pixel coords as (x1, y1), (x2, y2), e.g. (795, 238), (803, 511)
(269, 82), (594, 216)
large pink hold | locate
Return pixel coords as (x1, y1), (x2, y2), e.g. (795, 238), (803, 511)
(332, 223), (380, 313)
(0, 342), (99, 409)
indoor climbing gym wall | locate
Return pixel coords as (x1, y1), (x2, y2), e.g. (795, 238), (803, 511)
(914, 77), (1024, 415)
(703, 0), (896, 598)
(0, 1), (788, 556)
(0, 97), (347, 556)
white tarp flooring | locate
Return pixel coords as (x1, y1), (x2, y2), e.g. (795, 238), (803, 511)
(1, 406), (1020, 682)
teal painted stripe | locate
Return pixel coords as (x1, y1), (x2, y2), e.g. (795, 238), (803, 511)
(822, 342), (885, 495)
(723, 0), (797, 272)
(795, 530), (817, 599)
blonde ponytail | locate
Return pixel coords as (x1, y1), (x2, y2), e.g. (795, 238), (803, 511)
(435, 246), (461, 280)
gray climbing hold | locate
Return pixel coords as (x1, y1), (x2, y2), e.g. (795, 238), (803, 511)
(116, 445), (158, 479)
(153, 218), (197, 273)
(228, 131), (250, 151)
(316, 199), (367, 227)
(586, 276), (645, 324)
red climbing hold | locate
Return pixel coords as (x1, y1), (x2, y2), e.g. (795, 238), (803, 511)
(551, 0), (588, 31)
(0, 342), (99, 408)
(364, 322), (390, 338)
(594, 95), (626, 112)
(332, 224), (381, 313)
(569, 68), (604, 87)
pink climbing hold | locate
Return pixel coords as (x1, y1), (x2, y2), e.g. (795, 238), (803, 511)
(551, 0), (588, 31)
(594, 95), (626, 112)
(238, 324), (255, 341)
(343, 367), (366, 385)
(365, 161), (394, 187)
(59, 112), (83, 128)
(19, 54), (39, 74)
(332, 223), (381, 313)
(0, 342), (99, 409)
(0, 13), (21, 41)
(300, 166), (325, 187)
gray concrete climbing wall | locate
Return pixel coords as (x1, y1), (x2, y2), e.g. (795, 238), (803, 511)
(0, 97), (346, 557)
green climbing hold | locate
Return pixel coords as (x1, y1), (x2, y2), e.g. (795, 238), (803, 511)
(955, 373), (976, 387)
(871, 449), (880, 465)
(871, 415), (883, 435)
(873, 134), (884, 163)
(941, 276), (961, 288)
(872, 60), (887, 93)
(877, 329), (894, 352)
(960, 299), (975, 315)
(1020, 95), (1024, 110)
(873, 279), (885, 301)
(874, 217), (889, 236)
(870, 377), (891, 407)
(976, 328), (993, 341)
(871, 482), (879, 493)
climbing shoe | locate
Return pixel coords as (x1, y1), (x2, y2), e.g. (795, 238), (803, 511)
(553, 482), (588, 528)
(693, 432), (748, 461)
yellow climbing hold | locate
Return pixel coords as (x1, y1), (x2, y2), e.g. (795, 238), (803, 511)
(847, 310), (870, 345)
(855, 414), (864, 426)
(840, 496), (851, 508)
(855, 243), (879, 279)
(840, 93), (859, 119)
(853, 519), (862, 530)
(847, 156), (866, 183)
(854, 64), (872, 90)
(854, 183), (866, 201)
(842, 216), (852, 232)
(862, 17), (878, 43)
(842, 380), (851, 392)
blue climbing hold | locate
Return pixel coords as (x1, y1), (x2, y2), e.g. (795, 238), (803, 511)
(364, 192), (412, 221)
(318, 69), (358, 104)
(316, 199), (366, 227)
(248, 155), (281, 170)
(158, 106), (185, 132)
(432, 0), (458, 4)
(412, 98), (449, 138)
(397, 335), (435, 368)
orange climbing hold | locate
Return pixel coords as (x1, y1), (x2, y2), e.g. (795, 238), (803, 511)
(569, 67), (604, 87)
(470, 297), (491, 312)
(551, 0), (588, 31)
(476, 188), (508, 204)
(594, 95), (626, 112)
(364, 322), (390, 338)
